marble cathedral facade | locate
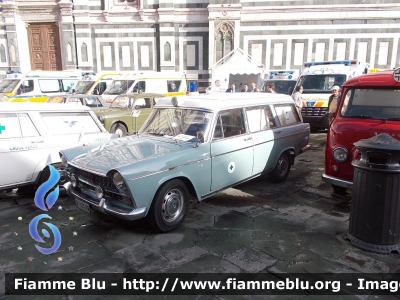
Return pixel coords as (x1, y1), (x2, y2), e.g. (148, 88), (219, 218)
(0, 0), (399, 91)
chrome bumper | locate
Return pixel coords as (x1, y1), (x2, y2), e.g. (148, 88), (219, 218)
(321, 173), (353, 189)
(67, 184), (147, 221)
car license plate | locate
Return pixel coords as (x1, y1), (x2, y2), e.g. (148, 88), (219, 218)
(75, 198), (91, 214)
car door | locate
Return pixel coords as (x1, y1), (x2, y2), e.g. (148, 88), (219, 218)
(210, 108), (253, 191)
(131, 97), (155, 133)
(268, 103), (303, 164)
(0, 112), (48, 188)
(245, 105), (277, 174)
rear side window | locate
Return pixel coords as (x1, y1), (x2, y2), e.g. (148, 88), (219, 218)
(19, 113), (40, 137)
(84, 97), (104, 108)
(134, 98), (153, 109)
(245, 106), (276, 132)
(40, 112), (102, 135)
(0, 113), (21, 138)
(39, 79), (61, 93)
(62, 79), (78, 92)
(167, 80), (181, 92)
(274, 104), (300, 126)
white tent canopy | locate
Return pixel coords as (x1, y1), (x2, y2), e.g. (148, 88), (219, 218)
(211, 48), (265, 92)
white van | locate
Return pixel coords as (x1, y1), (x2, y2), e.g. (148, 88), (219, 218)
(0, 102), (118, 194)
(0, 70), (82, 102)
(72, 72), (122, 95)
(101, 72), (187, 103)
(262, 70), (299, 95)
(294, 59), (369, 129)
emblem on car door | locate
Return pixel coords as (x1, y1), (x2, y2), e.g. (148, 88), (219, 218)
(227, 161), (235, 174)
(63, 121), (77, 127)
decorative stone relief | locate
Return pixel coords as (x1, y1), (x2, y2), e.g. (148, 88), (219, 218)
(60, 7), (73, 16)
(20, 12), (59, 21)
(2, 8), (16, 16)
(215, 21), (235, 36)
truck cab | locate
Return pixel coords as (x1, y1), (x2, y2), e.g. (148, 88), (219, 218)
(295, 60), (369, 130)
(322, 69), (400, 194)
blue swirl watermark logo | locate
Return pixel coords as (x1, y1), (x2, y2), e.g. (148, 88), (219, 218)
(29, 165), (62, 255)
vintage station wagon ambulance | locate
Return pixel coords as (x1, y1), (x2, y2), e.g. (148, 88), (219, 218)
(61, 93), (310, 232)
(0, 103), (117, 194)
(322, 69), (400, 194)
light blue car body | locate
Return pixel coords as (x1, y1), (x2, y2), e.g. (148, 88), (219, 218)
(61, 93), (310, 226)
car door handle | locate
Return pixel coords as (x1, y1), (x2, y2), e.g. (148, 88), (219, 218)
(244, 137), (252, 141)
(274, 130), (282, 134)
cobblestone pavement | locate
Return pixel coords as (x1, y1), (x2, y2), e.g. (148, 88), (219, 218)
(1, 132), (400, 299)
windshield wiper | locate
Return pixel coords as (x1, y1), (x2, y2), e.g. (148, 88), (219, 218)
(145, 132), (163, 136)
(387, 118), (400, 121)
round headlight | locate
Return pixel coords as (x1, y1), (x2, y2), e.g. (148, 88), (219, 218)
(99, 115), (105, 122)
(95, 185), (103, 199)
(61, 155), (68, 167)
(113, 172), (125, 189)
(333, 147), (348, 162)
(70, 174), (77, 188)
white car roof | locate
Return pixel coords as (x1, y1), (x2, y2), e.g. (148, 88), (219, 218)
(156, 93), (294, 111)
(0, 102), (92, 112)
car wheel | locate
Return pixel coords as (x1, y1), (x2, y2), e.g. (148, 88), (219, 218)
(268, 152), (291, 183)
(148, 179), (189, 232)
(110, 123), (128, 137)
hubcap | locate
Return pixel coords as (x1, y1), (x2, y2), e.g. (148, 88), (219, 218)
(115, 127), (124, 137)
(161, 188), (184, 223)
(277, 155), (289, 176)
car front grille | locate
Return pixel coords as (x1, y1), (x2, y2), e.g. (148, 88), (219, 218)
(302, 107), (328, 116)
(70, 166), (133, 207)
(73, 167), (114, 188)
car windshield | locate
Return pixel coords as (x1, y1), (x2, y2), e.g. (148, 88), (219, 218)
(261, 80), (296, 95)
(340, 88), (400, 120)
(140, 108), (213, 142)
(109, 96), (134, 108)
(297, 74), (346, 93)
(103, 80), (135, 95)
(0, 79), (20, 93)
(73, 81), (95, 94)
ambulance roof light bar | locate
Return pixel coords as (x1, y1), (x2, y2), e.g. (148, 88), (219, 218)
(304, 60), (358, 68)
(269, 70), (295, 75)
(5, 69), (22, 79)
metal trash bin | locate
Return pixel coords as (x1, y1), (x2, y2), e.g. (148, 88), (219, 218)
(344, 133), (400, 254)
